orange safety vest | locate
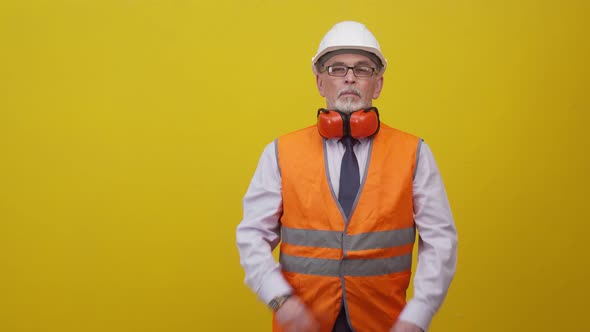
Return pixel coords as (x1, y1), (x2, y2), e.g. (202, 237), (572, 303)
(273, 124), (420, 332)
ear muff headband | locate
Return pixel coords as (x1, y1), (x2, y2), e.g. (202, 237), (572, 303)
(317, 107), (380, 139)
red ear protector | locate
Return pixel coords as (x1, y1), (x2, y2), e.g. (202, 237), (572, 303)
(317, 107), (380, 139)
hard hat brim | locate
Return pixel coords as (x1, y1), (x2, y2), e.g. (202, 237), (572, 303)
(311, 45), (387, 75)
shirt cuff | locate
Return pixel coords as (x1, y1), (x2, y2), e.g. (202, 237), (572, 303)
(398, 299), (437, 331)
(257, 269), (293, 305)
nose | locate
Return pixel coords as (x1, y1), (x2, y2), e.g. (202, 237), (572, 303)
(344, 68), (356, 84)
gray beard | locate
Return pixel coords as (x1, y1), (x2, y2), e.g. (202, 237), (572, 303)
(333, 97), (369, 114)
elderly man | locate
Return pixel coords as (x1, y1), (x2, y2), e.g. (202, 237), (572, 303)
(236, 21), (457, 332)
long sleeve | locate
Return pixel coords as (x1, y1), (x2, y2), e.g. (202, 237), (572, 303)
(398, 142), (458, 331)
(236, 141), (293, 305)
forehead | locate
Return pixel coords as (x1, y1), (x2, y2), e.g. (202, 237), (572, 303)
(323, 53), (377, 66)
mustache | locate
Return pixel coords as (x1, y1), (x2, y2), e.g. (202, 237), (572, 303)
(337, 87), (362, 98)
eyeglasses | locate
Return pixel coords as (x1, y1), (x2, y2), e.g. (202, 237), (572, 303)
(323, 65), (377, 78)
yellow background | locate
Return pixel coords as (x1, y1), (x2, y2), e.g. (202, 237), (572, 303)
(1, 1), (588, 331)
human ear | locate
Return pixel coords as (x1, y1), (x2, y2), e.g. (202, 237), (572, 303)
(372, 76), (384, 99)
(316, 75), (326, 97)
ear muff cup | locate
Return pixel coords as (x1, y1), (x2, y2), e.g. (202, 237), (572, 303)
(317, 107), (380, 139)
(350, 109), (380, 139)
(317, 109), (345, 139)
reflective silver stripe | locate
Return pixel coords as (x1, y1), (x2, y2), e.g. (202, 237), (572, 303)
(323, 138), (347, 222)
(282, 227), (341, 248)
(282, 226), (414, 250)
(346, 227), (415, 251)
(413, 138), (423, 180)
(343, 254), (412, 276)
(274, 138), (281, 177)
(280, 254), (341, 276)
(280, 253), (412, 277)
(350, 138), (374, 224)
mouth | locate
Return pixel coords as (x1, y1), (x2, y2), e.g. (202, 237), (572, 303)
(338, 91), (361, 98)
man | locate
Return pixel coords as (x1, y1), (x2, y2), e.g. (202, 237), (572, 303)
(236, 21), (457, 332)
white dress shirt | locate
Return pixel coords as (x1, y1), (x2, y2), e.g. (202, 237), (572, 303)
(236, 135), (457, 331)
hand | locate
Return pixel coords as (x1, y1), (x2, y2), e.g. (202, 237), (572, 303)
(390, 320), (424, 332)
(275, 296), (319, 332)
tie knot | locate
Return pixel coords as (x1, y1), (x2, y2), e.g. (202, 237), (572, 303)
(339, 136), (358, 149)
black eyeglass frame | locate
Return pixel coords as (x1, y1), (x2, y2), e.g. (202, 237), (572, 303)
(322, 65), (377, 78)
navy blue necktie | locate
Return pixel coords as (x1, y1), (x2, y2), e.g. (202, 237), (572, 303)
(338, 136), (360, 218)
(334, 136), (358, 331)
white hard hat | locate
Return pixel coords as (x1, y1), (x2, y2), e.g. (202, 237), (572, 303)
(311, 21), (387, 75)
